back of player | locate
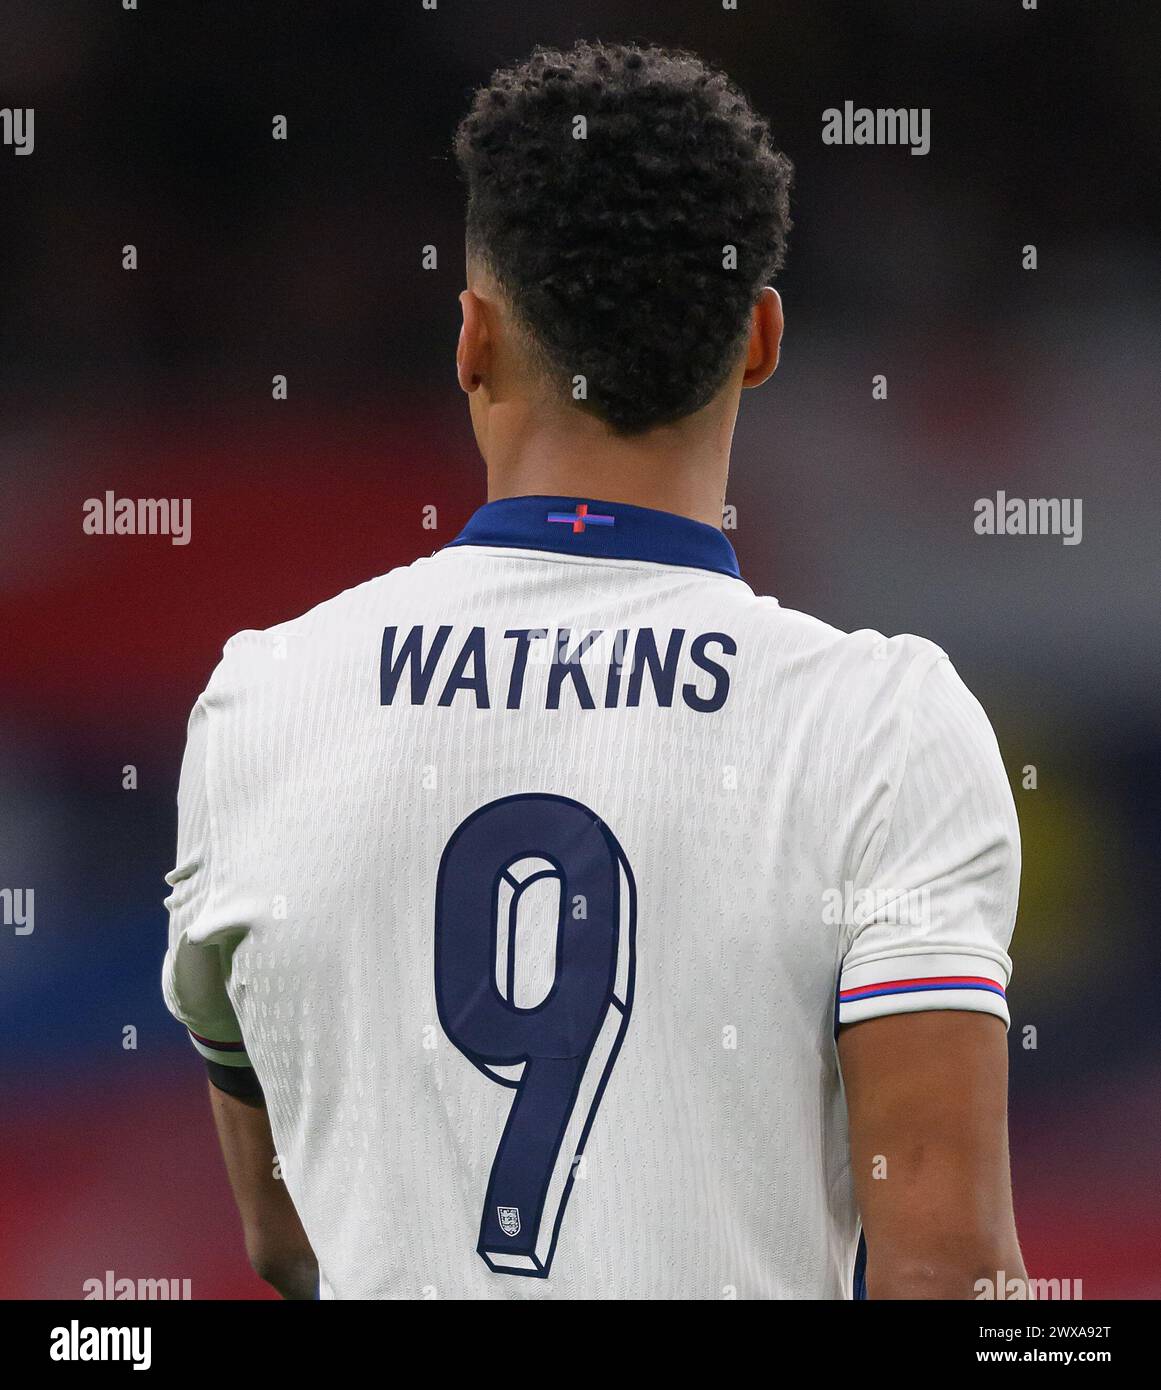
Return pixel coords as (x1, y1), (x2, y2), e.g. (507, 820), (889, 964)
(164, 41), (1023, 1301)
(163, 495), (1018, 1298)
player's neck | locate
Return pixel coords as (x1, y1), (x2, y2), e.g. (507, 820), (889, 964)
(482, 404), (734, 530)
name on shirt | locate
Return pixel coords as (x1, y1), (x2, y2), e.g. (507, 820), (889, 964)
(380, 625), (736, 713)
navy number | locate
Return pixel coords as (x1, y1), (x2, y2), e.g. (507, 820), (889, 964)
(434, 794), (636, 1277)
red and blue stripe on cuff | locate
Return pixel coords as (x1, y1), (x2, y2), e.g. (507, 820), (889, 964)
(840, 974), (1006, 1004)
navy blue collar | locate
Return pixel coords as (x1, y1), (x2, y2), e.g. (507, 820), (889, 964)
(446, 495), (741, 580)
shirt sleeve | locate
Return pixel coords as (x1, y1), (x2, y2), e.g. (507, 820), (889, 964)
(162, 691), (254, 1070)
(837, 654), (1020, 1029)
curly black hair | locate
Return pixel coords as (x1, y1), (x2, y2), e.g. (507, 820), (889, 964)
(454, 41), (794, 435)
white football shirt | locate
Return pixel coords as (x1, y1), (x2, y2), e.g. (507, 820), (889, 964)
(163, 495), (1020, 1299)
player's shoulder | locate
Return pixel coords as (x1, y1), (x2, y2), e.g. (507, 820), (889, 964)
(200, 556), (437, 701)
(734, 594), (995, 797)
(729, 586), (949, 710)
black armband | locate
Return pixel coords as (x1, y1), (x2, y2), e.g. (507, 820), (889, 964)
(206, 1059), (265, 1106)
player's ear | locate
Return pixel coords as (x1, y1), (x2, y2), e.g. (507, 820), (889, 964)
(741, 287), (783, 389)
(457, 289), (490, 394)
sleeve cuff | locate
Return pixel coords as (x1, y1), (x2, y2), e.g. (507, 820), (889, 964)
(187, 1027), (253, 1068)
(838, 951), (1010, 1028)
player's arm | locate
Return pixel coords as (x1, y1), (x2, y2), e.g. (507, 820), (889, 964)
(162, 685), (318, 1299)
(839, 1011), (1024, 1298)
(207, 1076), (319, 1300)
(836, 651), (1025, 1299)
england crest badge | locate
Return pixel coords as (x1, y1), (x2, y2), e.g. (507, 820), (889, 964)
(497, 1206), (521, 1238)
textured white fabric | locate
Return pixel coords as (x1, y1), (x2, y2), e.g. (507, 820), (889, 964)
(163, 541), (1019, 1299)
